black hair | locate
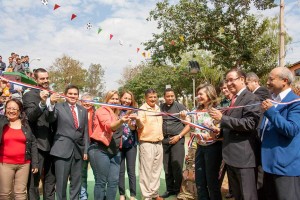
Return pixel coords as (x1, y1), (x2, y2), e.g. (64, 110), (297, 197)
(34, 68), (48, 79)
(64, 84), (79, 95)
(144, 88), (157, 96)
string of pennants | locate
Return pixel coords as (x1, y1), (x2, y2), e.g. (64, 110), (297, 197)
(40, 0), (155, 60)
(40, 0), (186, 61)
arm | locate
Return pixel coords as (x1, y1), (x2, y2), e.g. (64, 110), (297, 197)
(264, 101), (300, 139)
(220, 98), (261, 132)
(23, 92), (45, 122)
(83, 110), (89, 160)
(29, 131), (39, 173)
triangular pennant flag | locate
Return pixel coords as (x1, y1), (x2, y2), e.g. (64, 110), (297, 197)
(142, 52), (146, 57)
(119, 39), (123, 46)
(147, 52), (151, 58)
(71, 14), (77, 20)
(109, 34), (113, 40)
(54, 4), (60, 10)
(97, 28), (102, 34)
(137, 48), (140, 53)
(179, 35), (185, 42)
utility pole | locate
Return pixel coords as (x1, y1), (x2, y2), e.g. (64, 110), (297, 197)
(279, 0), (285, 67)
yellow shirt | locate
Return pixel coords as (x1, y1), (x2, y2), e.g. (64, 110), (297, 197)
(138, 103), (163, 142)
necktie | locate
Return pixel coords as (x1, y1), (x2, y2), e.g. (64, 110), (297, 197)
(71, 105), (79, 129)
(229, 95), (237, 107)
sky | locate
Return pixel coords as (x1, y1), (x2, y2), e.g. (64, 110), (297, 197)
(0, 0), (299, 92)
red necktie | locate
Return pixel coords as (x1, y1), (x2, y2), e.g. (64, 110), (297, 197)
(71, 105), (79, 129)
(229, 95), (237, 107)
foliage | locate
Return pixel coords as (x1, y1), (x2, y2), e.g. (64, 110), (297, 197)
(48, 55), (105, 98)
(119, 50), (224, 106)
(144, 0), (287, 78)
(83, 63), (105, 97)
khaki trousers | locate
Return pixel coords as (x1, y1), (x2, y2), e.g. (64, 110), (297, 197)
(139, 142), (163, 200)
(0, 163), (30, 200)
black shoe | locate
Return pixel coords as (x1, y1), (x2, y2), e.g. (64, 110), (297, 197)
(159, 191), (176, 198)
(225, 193), (233, 199)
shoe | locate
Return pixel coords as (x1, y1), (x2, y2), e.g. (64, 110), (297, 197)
(159, 191), (176, 198)
(225, 193), (233, 199)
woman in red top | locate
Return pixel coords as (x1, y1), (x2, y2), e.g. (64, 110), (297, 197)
(0, 99), (38, 200)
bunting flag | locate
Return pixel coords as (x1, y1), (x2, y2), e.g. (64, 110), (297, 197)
(97, 27), (102, 34)
(136, 48), (140, 53)
(109, 34), (113, 40)
(170, 40), (175, 46)
(142, 52), (146, 57)
(53, 4), (60, 10)
(119, 39), (124, 46)
(71, 14), (77, 20)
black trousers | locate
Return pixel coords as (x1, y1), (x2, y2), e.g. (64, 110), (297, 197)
(264, 172), (300, 200)
(162, 137), (185, 193)
(195, 142), (222, 200)
(227, 165), (258, 200)
(118, 146), (137, 197)
(27, 149), (56, 200)
(54, 154), (82, 200)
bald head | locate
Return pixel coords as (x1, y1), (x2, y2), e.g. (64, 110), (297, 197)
(267, 67), (294, 95)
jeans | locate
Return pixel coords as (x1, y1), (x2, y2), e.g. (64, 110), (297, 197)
(195, 142), (222, 200)
(88, 144), (121, 200)
(80, 160), (89, 200)
(119, 146), (137, 197)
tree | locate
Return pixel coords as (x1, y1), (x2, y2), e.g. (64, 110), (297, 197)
(144, 0), (287, 78)
(48, 55), (87, 92)
(84, 63), (105, 97)
(119, 50), (224, 106)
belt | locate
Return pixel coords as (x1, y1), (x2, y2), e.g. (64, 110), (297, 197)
(140, 141), (161, 144)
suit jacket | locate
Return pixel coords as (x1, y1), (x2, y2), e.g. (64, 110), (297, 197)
(23, 89), (54, 152)
(46, 102), (89, 159)
(254, 86), (271, 102)
(221, 89), (261, 168)
(261, 91), (300, 176)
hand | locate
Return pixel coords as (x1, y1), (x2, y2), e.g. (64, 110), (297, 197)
(169, 135), (180, 144)
(120, 115), (130, 123)
(40, 90), (49, 104)
(208, 108), (223, 121)
(128, 113), (139, 120)
(179, 110), (188, 119)
(50, 93), (60, 105)
(32, 168), (38, 174)
(83, 154), (88, 160)
(261, 99), (273, 112)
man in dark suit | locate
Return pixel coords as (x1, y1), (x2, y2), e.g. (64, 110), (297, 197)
(209, 69), (261, 200)
(261, 67), (300, 200)
(23, 68), (59, 200)
(46, 85), (89, 200)
(246, 72), (271, 101)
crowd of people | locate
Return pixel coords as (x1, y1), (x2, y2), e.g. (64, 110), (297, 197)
(0, 65), (299, 200)
(0, 52), (32, 75)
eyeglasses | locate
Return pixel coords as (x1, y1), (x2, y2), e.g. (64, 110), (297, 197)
(225, 77), (240, 83)
(6, 107), (19, 111)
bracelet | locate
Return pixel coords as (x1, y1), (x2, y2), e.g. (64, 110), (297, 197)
(178, 134), (182, 139)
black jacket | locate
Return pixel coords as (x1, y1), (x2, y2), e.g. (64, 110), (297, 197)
(23, 89), (55, 151)
(0, 115), (38, 168)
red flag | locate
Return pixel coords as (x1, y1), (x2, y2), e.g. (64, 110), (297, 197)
(170, 40), (175, 46)
(137, 48), (140, 53)
(53, 4), (60, 10)
(71, 14), (77, 20)
(109, 34), (113, 40)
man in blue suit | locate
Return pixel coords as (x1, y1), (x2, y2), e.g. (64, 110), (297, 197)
(261, 67), (300, 200)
